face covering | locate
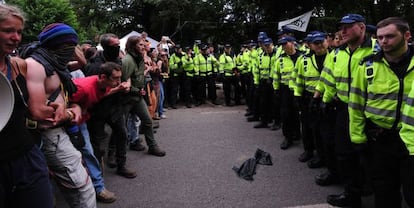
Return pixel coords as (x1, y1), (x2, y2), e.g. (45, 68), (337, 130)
(53, 46), (75, 66)
(103, 45), (120, 60)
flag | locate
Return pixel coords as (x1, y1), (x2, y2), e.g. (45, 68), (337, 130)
(278, 10), (313, 32)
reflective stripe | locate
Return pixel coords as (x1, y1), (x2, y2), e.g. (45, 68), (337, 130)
(321, 77), (335, 88)
(402, 114), (414, 126)
(305, 77), (320, 82)
(335, 76), (351, 84)
(305, 85), (316, 92)
(298, 74), (305, 80)
(365, 106), (396, 118)
(367, 92), (398, 101)
(337, 89), (348, 97)
(350, 87), (366, 98)
(407, 97), (414, 106)
(323, 66), (333, 77)
(349, 101), (365, 111)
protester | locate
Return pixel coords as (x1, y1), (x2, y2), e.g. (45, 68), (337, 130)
(122, 35), (166, 156)
(0, 4), (54, 208)
(25, 23), (96, 208)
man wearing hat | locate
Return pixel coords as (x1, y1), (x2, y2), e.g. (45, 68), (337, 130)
(294, 31), (339, 175)
(253, 38), (276, 128)
(246, 33), (266, 121)
(272, 36), (302, 150)
(25, 23), (96, 208)
(182, 46), (196, 107)
(219, 44), (241, 106)
(193, 44), (209, 106)
(169, 44), (185, 108)
(316, 13), (378, 207)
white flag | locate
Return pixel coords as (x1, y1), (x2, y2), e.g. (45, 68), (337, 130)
(278, 10), (313, 32)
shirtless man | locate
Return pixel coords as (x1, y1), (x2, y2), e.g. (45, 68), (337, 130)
(25, 23), (96, 208)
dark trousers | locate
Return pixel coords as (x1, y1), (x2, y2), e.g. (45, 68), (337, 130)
(319, 105), (339, 177)
(280, 84), (300, 140)
(88, 113), (128, 168)
(0, 146), (54, 208)
(239, 73), (250, 100)
(300, 93), (322, 154)
(171, 74), (185, 106)
(207, 75), (217, 101)
(364, 125), (414, 208)
(184, 76), (193, 105)
(335, 100), (362, 206)
(223, 76), (241, 105)
(258, 79), (273, 124)
(198, 76), (207, 102)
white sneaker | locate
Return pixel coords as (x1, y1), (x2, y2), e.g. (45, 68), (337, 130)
(160, 114), (167, 119)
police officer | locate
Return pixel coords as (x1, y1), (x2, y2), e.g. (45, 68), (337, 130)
(273, 36), (302, 149)
(182, 46), (195, 108)
(169, 45), (185, 108)
(206, 44), (220, 105)
(294, 31), (329, 166)
(318, 14), (377, 207)
(254, 38), (275, 128)
(219, 44), (241, 106)
(349, 17), (414, 208)
(193, 44), (209, 106)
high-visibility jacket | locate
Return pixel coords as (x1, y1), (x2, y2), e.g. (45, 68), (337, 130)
(169, 52), (185, 76)
(272, 51), (301, 90)
(318, 38), (378, 104)
(236, 52), (244, 73)
(219, 53), (235, 77)
(194, 53), (208, 77)
(207, 54), (219, 75)
(241, 50), (251, 74)
(258, 48), (275, 82)
(400, 81), (414, 155)
(348, 50), (414, 145)
(294, 53), (328, 96)
(252, 48), (263, 85)
(181, 54), (195, 77)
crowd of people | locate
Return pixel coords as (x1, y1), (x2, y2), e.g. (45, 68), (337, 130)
(1, 2), (414, 208)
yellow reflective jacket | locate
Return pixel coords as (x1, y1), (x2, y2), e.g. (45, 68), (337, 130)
(319, 38), (378, 103)
(400, 81), (414, 155)
(349, 50), (414, 144)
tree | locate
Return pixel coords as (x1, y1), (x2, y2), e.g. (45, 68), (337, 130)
(7, 0), (80, 44)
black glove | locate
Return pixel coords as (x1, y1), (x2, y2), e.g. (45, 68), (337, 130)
(309, 97), (321, 113)
(66, 125), (86, 150)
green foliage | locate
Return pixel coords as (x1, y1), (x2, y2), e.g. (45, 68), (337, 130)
(10, 0), (414, 46)
(7, 0), (80, 44)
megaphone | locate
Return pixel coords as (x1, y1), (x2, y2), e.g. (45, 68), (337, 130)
(0, 72), (14, 131)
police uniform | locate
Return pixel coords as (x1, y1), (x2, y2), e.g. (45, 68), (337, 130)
(349, 47), (414, 208)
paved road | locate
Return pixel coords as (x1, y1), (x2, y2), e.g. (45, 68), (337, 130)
(56, 102), (382, 208)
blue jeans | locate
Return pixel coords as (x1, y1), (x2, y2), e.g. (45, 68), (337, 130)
(79, 123), (105, 194)
(127, 113), (141, 144)
(158, 81), (165, 116)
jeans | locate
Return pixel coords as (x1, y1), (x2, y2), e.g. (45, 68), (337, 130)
(127, 113), (141, 144)
(0, 146), (54, 208)
(158, 81), (165, 116)
(41, 127), (96, 208)
(79, 123), (105, 194)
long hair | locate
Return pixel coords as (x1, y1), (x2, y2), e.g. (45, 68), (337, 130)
(125, 35), (142, 54)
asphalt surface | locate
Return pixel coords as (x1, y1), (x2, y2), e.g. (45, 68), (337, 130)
(55, 100), (385, 208)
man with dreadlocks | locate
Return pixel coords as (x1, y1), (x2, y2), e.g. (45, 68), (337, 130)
(25, 23), (96, 208)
